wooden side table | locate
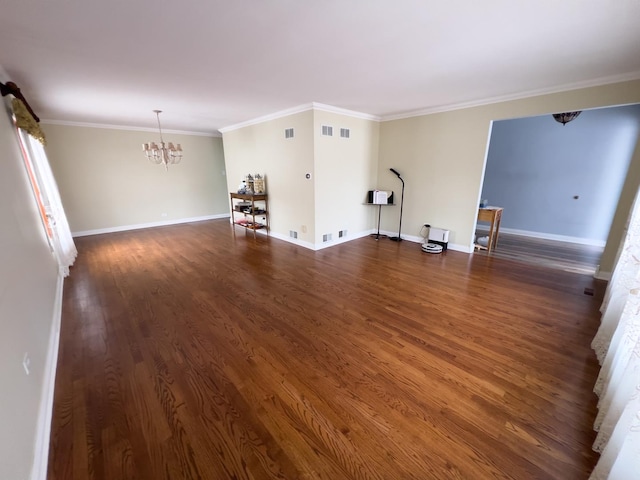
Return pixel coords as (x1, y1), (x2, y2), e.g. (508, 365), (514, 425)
(476, 207), (503, 252)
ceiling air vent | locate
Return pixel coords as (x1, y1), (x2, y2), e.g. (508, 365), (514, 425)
(285, 128), (294, 139)
(340, 128), (350, 139)
(321, 125), (333, 136)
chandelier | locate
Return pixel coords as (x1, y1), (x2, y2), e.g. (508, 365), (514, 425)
(552, 111), (582, 125)
(142, 110), (183, 170)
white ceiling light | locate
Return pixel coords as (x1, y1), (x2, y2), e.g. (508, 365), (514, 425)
(142, 110), (183, 170)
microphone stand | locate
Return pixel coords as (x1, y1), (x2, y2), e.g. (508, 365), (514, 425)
(389, 169), (404, 241)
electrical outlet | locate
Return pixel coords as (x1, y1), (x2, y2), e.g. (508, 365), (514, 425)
(161, 213), (168, 217)
(301, 225), (307, 233)
(23, 353), (30, 375)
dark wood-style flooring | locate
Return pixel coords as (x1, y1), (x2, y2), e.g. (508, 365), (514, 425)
(475, 230), (603, 276)
(48, 220), (604, 479)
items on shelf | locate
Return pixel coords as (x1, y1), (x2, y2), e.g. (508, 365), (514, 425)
(230, 192), (269, 238)
(366, 190), (394, 205)
(234, 218), (264, 229)
(253, 174), (265, 194)
(237, 174), (266, 194)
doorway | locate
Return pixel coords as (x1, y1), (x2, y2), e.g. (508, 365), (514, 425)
(475, 104), (640, 275)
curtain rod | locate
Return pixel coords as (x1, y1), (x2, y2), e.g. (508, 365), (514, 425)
(0, 81), (40, 122)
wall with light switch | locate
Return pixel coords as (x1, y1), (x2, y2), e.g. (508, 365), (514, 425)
(221, 109), (317, 245)
(221, 106), (379, 249)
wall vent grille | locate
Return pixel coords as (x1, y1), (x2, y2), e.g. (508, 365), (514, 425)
(285, 128), (294, 139)
(289, 230), (298, 239)
(322, 233), (333, 242)
(338, 230), (347, 238)
(340, 128), (350, 139)
(321, 125), (333, 136)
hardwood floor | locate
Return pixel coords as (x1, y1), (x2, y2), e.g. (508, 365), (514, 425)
(475, 230), (604, 276)
(48, 220), (604, 479)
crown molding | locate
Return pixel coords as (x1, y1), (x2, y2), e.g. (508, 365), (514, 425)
(311, 102), (380, 121)
(219, 102), (380, 133)
(40, 119), (220, 137)
(218, 103), (315, 133)
(34, 70), (640, 135)
(381, 70), (640, 122)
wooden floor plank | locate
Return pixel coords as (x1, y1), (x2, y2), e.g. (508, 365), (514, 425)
(474, 230), (603, 276)
(48, 220), (603, 479)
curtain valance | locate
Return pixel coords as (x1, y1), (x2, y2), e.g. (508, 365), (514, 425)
(1, 81), (46, 144)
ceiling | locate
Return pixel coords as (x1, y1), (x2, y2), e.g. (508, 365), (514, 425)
(2, 1), (639, 134)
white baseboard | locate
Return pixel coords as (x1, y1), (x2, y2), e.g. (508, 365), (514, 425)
(72, 213), (230, 237)
(30, 274), (64, 480)
(231, 224), (318, 250)
(267, 229), (372, 251)
(594, 268), (612, 281)
(477, 226), (606, 247)
(312, 230), (373, 250)
(267, 231), (318, 250)
(394, 231), (474, 254)
(268, 228), (471, 252)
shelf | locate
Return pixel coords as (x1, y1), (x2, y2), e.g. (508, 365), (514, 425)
(234, 223), (265, 231)
(230, 193), (268, 201)
(234, 222), (265, 229)
(234, 207), (267, 214)
(230, 192), (269, 238)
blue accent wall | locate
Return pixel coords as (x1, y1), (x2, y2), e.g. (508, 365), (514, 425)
(481, 104), (640, 241)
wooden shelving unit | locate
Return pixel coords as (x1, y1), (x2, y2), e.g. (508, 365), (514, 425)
(230, 193), (269, 238)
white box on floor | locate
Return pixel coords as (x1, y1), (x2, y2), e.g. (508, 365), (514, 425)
(427, 227), (449, 251)
(429, 227), (449, 243)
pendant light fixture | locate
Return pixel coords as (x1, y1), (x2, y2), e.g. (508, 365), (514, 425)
(142, 110), (183, 170)
(552, 111), (582, 125)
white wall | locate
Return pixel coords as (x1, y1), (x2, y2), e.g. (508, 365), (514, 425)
(42, 124), (229, 234)
(222, 110), (317, 245)
(222, 107), (380, 249)
(313, 110), (379, 245)
(0, 88), (60, 478)
(379, 79), (640, 263)
(379, 109), (490, 251)
(221, 81), (640, 260)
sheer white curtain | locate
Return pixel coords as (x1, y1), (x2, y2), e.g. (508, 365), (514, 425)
(19, 130), (77, 276)
(590, 191), (640, 479)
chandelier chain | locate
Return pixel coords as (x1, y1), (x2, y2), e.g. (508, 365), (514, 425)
(154, 110), (165, 144)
